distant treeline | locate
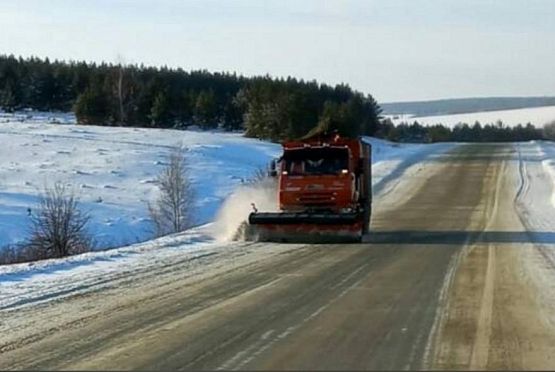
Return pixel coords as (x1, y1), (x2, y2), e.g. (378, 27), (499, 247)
(380, 119), (551, 143)
(2, 55), (553, 144)
(0, 55), (381, 141)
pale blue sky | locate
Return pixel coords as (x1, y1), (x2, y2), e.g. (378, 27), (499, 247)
(1, 0), (554, 102)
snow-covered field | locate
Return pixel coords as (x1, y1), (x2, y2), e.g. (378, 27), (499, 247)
(388, 105), (555, 128)
(0, 114), (281, 248)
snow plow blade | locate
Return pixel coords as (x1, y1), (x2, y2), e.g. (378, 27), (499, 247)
(249, 212), (360, 225)
(248, 212), (363, 243)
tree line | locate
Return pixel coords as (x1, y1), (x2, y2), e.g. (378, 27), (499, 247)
(0, 55), (382, 140)
(2, 54), (553, 144)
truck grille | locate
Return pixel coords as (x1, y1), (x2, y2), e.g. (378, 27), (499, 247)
(297, 192), (336, 205)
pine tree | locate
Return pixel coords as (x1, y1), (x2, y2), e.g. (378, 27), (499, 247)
(221, 97), (243, 130)
(74, 84), (110, 125)
(194, 89), (217, 129)
(0, 84), (17, 112)
(149, 91), (171, 127)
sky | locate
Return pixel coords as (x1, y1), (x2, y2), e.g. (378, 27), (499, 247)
(1, 0), (555, 102)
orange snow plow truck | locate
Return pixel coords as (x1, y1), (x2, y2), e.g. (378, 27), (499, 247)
(248, 133), (372, 243)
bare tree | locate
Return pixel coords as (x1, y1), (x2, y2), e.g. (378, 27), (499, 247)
(117, 64), (126, 124)
(26, 183), (92, 259)
(0, 243), (40, 265)
(113, 55), (135, 126)
(149, 146), (195, 236)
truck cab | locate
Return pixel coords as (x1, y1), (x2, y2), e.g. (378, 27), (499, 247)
(279, 144), (356, 213)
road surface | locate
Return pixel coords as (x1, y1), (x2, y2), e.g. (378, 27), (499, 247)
(2, 143), (555, 370)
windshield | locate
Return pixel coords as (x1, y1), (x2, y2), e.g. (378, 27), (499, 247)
(283, 147), (349, 175)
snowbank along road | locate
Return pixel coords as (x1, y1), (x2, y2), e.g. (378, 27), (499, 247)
(2, 142), (555, 370)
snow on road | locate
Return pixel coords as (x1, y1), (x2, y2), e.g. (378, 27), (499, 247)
(539, 143), (555, 208)
(0, 113), (455, 309)
(0, 227), (212, 310)
(515, 141), (555, 249)
(387, 105), (555, 128)
(516, 141), (555, 230)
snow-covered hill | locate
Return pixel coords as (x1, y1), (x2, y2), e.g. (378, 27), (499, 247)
(387, 105), (555, 128)
(0, 112), (450, 250)
(0, 115), (280, 248)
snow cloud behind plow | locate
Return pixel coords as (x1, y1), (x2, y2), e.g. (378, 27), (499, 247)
(211, 178), (278, 242)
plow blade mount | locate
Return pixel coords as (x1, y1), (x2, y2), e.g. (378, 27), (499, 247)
(248, 212), (363, 243)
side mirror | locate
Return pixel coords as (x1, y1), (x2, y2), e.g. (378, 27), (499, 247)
(268, 159), (278, 177)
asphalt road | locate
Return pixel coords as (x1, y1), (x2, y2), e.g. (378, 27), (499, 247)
(2, 143), (555, 370)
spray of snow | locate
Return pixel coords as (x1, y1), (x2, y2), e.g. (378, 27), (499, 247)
(211, 179), (278, 242)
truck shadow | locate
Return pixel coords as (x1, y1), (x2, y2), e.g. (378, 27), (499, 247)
(365, 230), (555, 245)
